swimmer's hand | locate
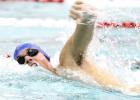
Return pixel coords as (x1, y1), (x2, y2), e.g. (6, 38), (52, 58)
(3, 53), (11, 58)
(69, 0), (97, 24)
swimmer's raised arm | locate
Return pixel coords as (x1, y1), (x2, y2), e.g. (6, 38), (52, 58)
(60, 1), (97, 66)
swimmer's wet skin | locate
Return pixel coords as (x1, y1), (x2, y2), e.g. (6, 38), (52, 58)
(13, 1), (140, 95)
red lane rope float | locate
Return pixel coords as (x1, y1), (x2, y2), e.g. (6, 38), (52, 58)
(34, 0), (64, 3)
(0, 0), (64, 3)
(97, 21), (140, 28)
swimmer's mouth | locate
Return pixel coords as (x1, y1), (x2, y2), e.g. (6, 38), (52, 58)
(28, 63), (38, 67)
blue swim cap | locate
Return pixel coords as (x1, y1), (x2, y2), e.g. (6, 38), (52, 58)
(13, 43), (50, 61)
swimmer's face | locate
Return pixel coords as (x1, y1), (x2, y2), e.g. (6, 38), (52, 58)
(16, 48), (49, 67)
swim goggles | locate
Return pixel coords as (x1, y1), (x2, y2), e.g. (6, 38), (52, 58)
(16, 49), (39, 64)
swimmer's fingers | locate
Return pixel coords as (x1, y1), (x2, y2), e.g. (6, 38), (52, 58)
(70, 1), (97, 23)
(3, 53), (11, 58)
(71, 4), (82, 10)
(69, 8), (81, 19)
(71, 2), (96, 15)
(71, 0), (84, 11)
(73, 1), (95, 11)
(69, 3), (84, 20)
(69, 13), (78, 20)
(74, 0), (84, 5)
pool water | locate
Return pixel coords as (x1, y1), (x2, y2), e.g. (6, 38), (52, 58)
(0, 1), (140, 100)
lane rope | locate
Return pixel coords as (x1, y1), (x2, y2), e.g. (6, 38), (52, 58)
(97, 21), (140, 28)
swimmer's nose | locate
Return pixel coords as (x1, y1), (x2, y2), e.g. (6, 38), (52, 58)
(25, 56), (33, 62)
(25, 56), (38, 66)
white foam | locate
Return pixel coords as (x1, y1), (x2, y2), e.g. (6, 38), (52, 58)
(0, 18), (75, 28)
(0, 55), (33, 75)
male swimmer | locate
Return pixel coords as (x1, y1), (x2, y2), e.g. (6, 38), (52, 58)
(13, 1), (140, 94)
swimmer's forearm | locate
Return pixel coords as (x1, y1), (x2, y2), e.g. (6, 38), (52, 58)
(71, 23), (95, 60)
(50, 68), (60, 76)
(73, 22), (95, 46)
(45, 63), (60, 76)
(44, 65), (60, 76)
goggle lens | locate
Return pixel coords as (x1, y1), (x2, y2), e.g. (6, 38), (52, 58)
(16, 49), (39, 65)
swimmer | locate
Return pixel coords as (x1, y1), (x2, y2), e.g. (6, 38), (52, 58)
(13, 1), (140, 94)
